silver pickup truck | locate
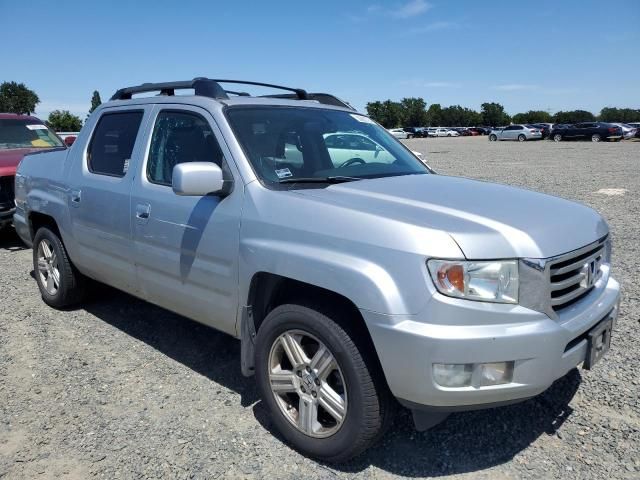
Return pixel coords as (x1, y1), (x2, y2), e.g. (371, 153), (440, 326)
(13, 78), (621, 462)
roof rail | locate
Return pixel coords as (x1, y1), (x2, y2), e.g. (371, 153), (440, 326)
(109, 78), (352, 109)
(110, 78), (228, 101)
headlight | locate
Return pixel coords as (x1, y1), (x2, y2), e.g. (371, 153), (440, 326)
(427, 259), (519, 304)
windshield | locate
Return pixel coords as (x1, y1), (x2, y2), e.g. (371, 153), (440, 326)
(225, 106), (429, 186)
(0, 118), (64, 150)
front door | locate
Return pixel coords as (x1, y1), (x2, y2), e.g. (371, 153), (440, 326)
(67, 107), (150, 292)
(131, 105), (243, 336)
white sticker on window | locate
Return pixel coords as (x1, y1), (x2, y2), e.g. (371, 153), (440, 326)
(275, 168), (293, 179)
(350, 114), (375, 124)
(26, 124), (48, 130)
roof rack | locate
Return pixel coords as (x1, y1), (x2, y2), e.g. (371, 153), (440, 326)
(109, 78), (354, 109)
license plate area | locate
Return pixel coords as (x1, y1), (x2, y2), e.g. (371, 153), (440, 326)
(583, 317), (613, 370)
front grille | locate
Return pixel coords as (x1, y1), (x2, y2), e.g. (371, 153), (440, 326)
(548, 238), (606, 312)
(0, 176), (16, 212)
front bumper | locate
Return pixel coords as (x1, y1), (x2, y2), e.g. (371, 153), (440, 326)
(0, 206), (15, 229)
(364, 275), (620, 410)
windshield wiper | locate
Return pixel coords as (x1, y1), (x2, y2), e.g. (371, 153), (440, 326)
(279, 176), (361, 184)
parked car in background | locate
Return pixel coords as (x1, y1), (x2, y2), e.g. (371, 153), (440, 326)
(14, 77), (620, 462)
(0, 113), (66, 230)
(527, 123), (553, 139)
(56, 131), (80, 146)
(388, 128), (410, 139)
(550, 122), (623, 142)
(403, 127), (427, 138)
(627, 123), (640, 138)
(489, 124), (542, 142)
(610, 123), (637, 140)
(431, 128), (459, 137)
(425, 127), (438, 137)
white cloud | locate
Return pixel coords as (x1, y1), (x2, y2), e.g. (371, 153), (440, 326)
(392, 0), (432, 19)
(492, 84), (539, 91)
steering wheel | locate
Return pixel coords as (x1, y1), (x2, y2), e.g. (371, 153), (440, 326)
(339, 157), (366, 168)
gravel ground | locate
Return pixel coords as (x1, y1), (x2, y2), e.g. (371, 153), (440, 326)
(1, 136), (639, 479)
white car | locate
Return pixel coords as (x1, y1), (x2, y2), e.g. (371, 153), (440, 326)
(387, 128), (409, 139)
(431, 128), (459, 137)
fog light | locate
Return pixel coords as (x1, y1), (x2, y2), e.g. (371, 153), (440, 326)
(433, 363), (473, 388)
(480, 362), (514, 386)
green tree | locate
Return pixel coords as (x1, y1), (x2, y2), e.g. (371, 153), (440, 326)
(552, 110), (595, 124)
(366, 99), (404, 128)
(425, 103), (443, 126)
(47, 110), (83, 132)
(400, 97), (428, 126)
(439, 105), (482, 127)
(89, 90), (102, 114)
(599, 107), (640, 123)
(511, 110), (553, 124)
(0, 81), (40, 115)
(481, 102), (510, 126)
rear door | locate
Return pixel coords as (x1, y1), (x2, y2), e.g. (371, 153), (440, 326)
(66, 107), (150, 292)
(130, 105), (243, 335)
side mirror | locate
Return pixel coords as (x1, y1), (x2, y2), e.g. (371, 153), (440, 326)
(64, 136), (76, 146)
(172, 162), (226, 196)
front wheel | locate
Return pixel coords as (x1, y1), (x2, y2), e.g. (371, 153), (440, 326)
(592, 133), (601, 142)
(518, 134), (526, 142)
(489, 134), (497, 141)
(255, 304), (393, 462)
(33, 227), (86, 308)
(553, 133), (562, 142)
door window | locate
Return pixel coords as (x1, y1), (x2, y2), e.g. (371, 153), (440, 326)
(87, 111), (144, 177)
(147, 110), (226, 186)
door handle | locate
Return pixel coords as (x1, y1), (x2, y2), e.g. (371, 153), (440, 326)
(70, 190), (81, 206)
(135, 203), (151, 223)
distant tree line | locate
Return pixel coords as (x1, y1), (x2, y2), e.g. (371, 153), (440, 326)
(366, 98), (640, 128)
(0, 81), (102, 132)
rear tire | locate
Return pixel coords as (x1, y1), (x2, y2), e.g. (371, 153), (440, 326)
(489, 134), (497, 141)
(32, 227), (86, 308)
(518, 134), (526, 142)
(591, 134), (601, 142)
(255, 303), (393, 462)
(553, 133), (562, 142)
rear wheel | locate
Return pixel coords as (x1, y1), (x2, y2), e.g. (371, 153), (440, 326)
(591, 133), (601, 142)
(518, 134), (526, 142)
(489, 134), (497, 141)
(553, 133), (562, 142)
(255, 304), (393, 462)
(33, 227), (86, 308)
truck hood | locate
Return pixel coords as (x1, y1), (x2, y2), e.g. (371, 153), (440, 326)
(296, 174), (608, 259)
(0, 148), (52, 177)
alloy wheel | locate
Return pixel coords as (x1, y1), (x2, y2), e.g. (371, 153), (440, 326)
(37, 239), (60, 295)
(592, 134), (601, 142)
(268, 330), (347, 438)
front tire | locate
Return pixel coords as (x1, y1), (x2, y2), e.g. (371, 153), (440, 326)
(489, 134), (497, 141)
(255, 304), (392, 462)
(33, 227), (86, 308)
(553, 133), (562, 142)
(592, 133), (601, 142)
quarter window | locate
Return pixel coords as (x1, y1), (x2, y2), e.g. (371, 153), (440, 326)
(147, 110), (225, 186)
(88, 111), (143, 177)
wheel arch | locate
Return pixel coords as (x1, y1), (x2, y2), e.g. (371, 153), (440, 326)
(240, 272), (387, 387)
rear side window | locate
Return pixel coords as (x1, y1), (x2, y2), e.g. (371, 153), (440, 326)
(87, 111), (143, 177)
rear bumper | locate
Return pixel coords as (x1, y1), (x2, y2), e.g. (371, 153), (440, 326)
(363, 275), (621, 410)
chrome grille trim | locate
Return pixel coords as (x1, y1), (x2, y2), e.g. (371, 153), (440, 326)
(520, 235), (609, 319)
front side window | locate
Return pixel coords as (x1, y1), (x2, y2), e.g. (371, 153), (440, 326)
(88, 111), (143, 177)
(226, 107), (428, 186)
(0, 118), (63, 150)
(147, 110), (225, 186)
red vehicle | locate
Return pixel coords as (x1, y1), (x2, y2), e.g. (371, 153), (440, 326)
(0, 114), (65, 230)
